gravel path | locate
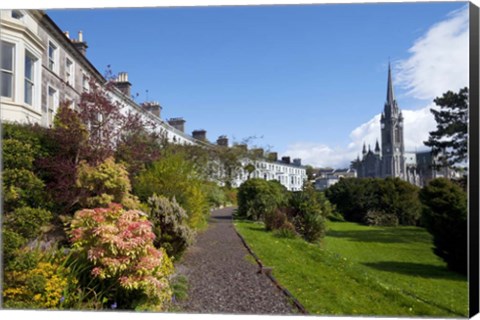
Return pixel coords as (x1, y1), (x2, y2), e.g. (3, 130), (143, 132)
(174, 207), (296, 315)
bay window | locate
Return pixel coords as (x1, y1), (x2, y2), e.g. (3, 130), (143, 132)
(1, 41), (14, 98)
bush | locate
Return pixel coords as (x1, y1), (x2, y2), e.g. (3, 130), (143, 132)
(147, 195), (194, 258)
(2, 122), (49, 160)
(363, 210), (399, 226)
(4, 207), (53, 241)
(315, 191), (342, 221)
(392, 178), (422, 225)
(2, 168), (49, 212)
(203, 182), (227, 209)
(273, 222), (297, 239)
(289, 184), (327, 243)
(69, 203), (174, 310)
(2, 229), (27, 265)
(115, 129), (162, 181)
(35, 104), (89, 214)
(2, 248), (79, 310)
(76, 157), (140, 209)
(134, 151), (210, 229)
(325, 178), (369, 222)
(419, 178), (467, 275)
(2, 126), (52, 212)
(224, 187), (238, 206)
(264, 209), (289, 231)
(236, 178), (288, 221)
(2, 139), (36, 170)
(325, 177), (421, 226)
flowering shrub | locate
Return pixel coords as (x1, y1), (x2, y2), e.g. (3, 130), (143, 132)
(69, 203), (173, 310)
(3, 249), (78, 309)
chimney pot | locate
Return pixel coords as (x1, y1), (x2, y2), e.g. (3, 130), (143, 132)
(141, 101), (162, 118)
(114, 72), (131, 97)
(216, 135), (229, 147)
(192, 130), (207, 141)
(78, 31), (83, 42)
(168, 118), (186, 133)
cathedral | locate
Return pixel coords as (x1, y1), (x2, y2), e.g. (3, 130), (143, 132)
(351, 64), (454, 186)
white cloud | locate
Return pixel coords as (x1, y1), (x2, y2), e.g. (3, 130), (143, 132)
(284, 105), (437, 168)
(284, 6), (467, 169)
(395, 5), (469, 101)
(282, 142), (354, 169)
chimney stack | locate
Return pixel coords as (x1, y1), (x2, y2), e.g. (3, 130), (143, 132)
(293, 158), (302, 166)
(234, 144), (248, 153)
(192, 129), (207, 141)
(281, 156), (291, 164)
(114, 72), (132, 97)
(268, 152), (278, 162)
(216, 135), (229, 147)
(252, 148), (264, 158)
(141, 101), (162, 118)
(72, 30), (88, 55)
(168, 118), (186, 133)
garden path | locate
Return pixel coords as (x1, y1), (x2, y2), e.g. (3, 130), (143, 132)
(174, 207), (295, 315)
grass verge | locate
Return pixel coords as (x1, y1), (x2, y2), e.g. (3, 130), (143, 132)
(234, 219), (468, 317)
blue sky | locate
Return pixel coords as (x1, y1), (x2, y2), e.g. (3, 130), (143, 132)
(46, 1), (469, 168)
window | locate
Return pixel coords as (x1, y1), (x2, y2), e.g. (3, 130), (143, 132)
(24, 51), (36, 105)
(65, 58), (74, 85)
(48, 41), (57, 71)
(1, 41), (14, 98)
(47, 86), (58, 127)
(65, 95), (74, 109)
(82, 73), (89, 92)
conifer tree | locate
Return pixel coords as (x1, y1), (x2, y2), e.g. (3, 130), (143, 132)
(424, 87), (468, 168)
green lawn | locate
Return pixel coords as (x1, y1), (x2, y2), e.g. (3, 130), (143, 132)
(234, 219), (468, 317)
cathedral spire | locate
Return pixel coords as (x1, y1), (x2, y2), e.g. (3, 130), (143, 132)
(386, 62), (395, 106)
(362, 142), (367, 155)
(375, 139), (380, 153)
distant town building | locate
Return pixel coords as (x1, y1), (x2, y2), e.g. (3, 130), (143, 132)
(314, 168), (356, 191)
(211, 137), (307, 191)
(350, 64), (457, 186)
(232, 157), (307, 191)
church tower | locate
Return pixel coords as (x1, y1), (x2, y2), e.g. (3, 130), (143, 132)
(380, 64), (405, 178)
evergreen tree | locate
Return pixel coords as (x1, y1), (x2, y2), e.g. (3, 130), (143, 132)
(419, 178), (467, 275)
(424, 87), (468, 168)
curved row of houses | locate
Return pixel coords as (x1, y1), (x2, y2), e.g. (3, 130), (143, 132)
(0, 9), (307, 191)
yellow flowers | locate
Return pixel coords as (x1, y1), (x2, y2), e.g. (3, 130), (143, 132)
(3, 260), (73, 309)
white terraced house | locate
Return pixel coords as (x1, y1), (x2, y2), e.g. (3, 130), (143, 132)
(231, 153), (307, 192)
(0, 9), (202, 146)
(0, 9), (307, 192)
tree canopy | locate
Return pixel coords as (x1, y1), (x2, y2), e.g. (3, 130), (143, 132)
(424, 87), (468, 168)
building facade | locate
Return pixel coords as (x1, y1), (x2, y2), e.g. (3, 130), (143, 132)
(231, 154), (307, 192)
(314, 168), (356, 191)
(1, 9), (307, 192)
(351, 65), (456, 186)
(0, 9), (201, 146)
